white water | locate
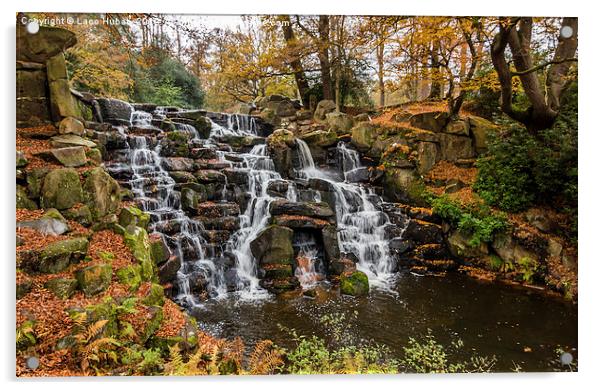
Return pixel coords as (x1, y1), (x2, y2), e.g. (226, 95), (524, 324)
(295, 139), (397, 290)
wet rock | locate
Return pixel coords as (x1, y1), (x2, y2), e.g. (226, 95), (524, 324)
(161, 157), (195, 172)
(83, 167), (121, 220)
(58, 117), (85, 136)
(196, 216), (240, 231)
(267, 129), (295, 178)
(75, 263), (112, 297)
(344, 167), (370, 183)
(169, 171), (196, 183)
(403, 220), (444, 245)
(44, 278), (78, 299)
(97, 97), (134, 126)
(223, 168), (250, 185)
(266, 180), (289, 197)
(321, 224), (340, 265)
(250, 225), (294, 265)
(196, 202), (240, 217)
(326, 111), (354, 134)
(193, 116), (212, 139)
(41, 168), (83, 210)
(161, 131), (191, 157)
(409, 111), (449, 132)
(314, 100), (336, 121)
(340, 271), (369, 296)
(194, 169), (226, 184)
(269, 199), (334, 219)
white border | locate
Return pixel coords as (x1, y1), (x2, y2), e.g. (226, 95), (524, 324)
(2, 1), (598, 389)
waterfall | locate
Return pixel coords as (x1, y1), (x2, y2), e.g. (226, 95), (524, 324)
(295, 139), (396, 289)
(124, 110), (227, 306)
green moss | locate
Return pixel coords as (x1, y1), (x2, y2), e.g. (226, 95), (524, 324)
(119, 206), (150, 230)
(340, 271), (369, 297)
(75, 263), (112, 297)
(116, 265), (142, 292)
(44, 277), (78, 299)
(38, 237), (89, 273)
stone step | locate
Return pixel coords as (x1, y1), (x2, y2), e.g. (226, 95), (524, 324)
(196, 202), (240, 218)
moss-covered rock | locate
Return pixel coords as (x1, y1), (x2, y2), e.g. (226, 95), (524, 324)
(314, 99), (336, 121)
(123, 225), (156, 282)
(118, 206), (150, 230)
(86, 148), (103, 165)
(62, 204), (93, 227)
(193, 116), (212, 139)
(351, 122), (378, 152)
(83, 167), (121, 220)
(149, 233), (170, 265)
(16, 320), (37, 351)
(26, 167), (49, 199)
(139, 306), (164, 344)
(299, 130), (338, 147)
(141, 283), (165, 307)
(41, 168), (83, 210)
(326, 111), (354, 134)
(36, 237), (89, 274)
(16, 151), (28, 168)
(116, 265), (142, 292)
(340, 271), (369, 297)
(44, 277), (78, 299)
(75, 263), (113, 297)
(266, 129), (295, 178)
(17, 185), (37, 210)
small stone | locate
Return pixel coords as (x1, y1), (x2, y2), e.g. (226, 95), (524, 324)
(58, 117), (85, 136)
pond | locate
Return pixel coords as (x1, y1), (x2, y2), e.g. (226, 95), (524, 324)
(191, 273), (577, 372)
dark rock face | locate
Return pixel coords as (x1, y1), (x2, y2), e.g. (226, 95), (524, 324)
(96, 98), (134, 126)
(269, 199), (335, 219)
(250, 225), (294, 266)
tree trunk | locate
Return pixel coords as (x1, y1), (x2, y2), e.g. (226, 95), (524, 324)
(428, 40), (442, 99)
(318, 15), (334, 101)
(376, 41), (385, 107)
(280, 16), (311, 107)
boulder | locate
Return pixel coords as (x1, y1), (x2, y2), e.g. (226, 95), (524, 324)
(321, 225), (340, 265)
(314, 100), (336, 121)
(268, 100), (296, 117)
(250, 225), (294, 265)
(83, 167), (121, 219)
(48, 79), (82, 120)
(169, 171), (196, 183)
(158, 255), (181, 284)
(44, 278), (78, 299)
(123, 225), (155, 281)
(75, 264), (113, 297)
(403, 220), (444, 245)
(416, 141), (438, 174)
(149, 233), (171, 265)
(409, 111), (449, 132)
(116, 265), (142, 291)
(444, 119), (470, 136)
(58, 117), (85, 136)
(194, 169), (226, 184)
(37, 237), (89, 274)
(299, 130), (337, 147)
(326, 111), (354, 134)
(17, 23), (76, 63)
(42, 146), (87, 167)
(62, 204), (93, 227)
(447, 229), (488, 258)
(351, 122), (377, 152)
(96, 98), (134, 126)
(266, 129), (295, 178)
(193, 116), (212, 139)
(161, 131), (190, 157)
(16, 209), (70, 236)
(17, 185), (37, 210)
(340, 271), (369, 296)
(119, 206), (150, 230)
(468, 116), (498, 154)
(181, 187), (202, 212)
(41, 168), (83, 210)
(438, 134), (475, 162)
(86, 148), (103, 165)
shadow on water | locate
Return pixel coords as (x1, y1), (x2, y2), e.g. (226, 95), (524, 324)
(192, 273), (577, 372)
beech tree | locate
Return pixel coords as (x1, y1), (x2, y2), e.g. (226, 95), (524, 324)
(491, 17), (578, 131)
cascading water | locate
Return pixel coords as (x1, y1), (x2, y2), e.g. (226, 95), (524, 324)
(119, 108), (227, 307)
(295, 139), (397, 289)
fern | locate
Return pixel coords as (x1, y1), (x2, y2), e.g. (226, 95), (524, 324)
(248, 340), (284, 375)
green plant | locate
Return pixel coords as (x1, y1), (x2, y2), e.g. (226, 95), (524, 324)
(516, 257), (538, 284)
(431, 195), (508, 246)
(137, 348), (164, 375)
(401, 329), (496, 373)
